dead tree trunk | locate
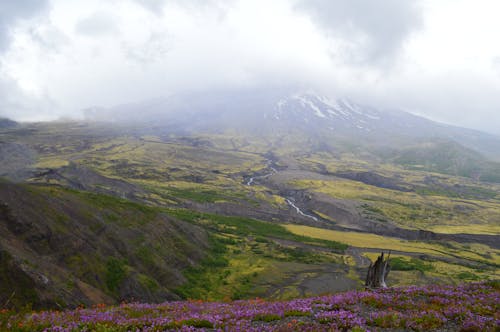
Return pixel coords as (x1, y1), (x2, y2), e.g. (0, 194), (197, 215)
(365, 252), (391, 289)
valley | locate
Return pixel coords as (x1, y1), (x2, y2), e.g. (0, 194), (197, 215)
(1, 115), (499, 309)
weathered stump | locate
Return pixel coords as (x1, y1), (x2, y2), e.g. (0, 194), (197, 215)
(365, 252), (391, 289)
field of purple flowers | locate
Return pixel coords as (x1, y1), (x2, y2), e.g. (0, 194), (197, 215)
(1, 281), (498, 331)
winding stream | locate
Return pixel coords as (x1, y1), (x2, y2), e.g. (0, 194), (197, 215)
(285, 198), (318, 222)
(246, 161), (277, 185)
(246, 159), (319, 222)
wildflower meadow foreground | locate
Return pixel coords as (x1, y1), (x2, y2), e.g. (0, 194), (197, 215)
(2, 282), (498, 331)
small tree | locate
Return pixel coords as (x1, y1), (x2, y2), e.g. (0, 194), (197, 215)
(365, 252), (391, 289)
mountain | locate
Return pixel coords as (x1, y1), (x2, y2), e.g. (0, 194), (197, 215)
(89, 89), (500, 158)
(0, 117), (18, 128)
(87, 89), (500, 180)
(387, 140), (500, 183)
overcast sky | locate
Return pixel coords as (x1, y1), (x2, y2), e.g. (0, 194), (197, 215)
(0, 0), (499, 135)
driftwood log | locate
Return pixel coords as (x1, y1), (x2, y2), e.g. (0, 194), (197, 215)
(365, 252), (391, 289)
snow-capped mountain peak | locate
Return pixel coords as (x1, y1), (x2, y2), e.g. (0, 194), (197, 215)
(84, 88), (500, 161)
(271, 92), (382, 131)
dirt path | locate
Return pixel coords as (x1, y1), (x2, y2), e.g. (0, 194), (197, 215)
(262, 265), (357, 299)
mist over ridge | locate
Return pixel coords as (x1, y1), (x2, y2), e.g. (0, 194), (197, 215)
(80, 87), (500, 162)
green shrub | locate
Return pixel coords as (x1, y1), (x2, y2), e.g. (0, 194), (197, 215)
(284, 310), (312, 317)
(456, 271), (480, 280)
(181, 319), (213, 328)
(390, 257), (433, 272)
(253, 314), (282, 322)
(105, 258), (127, 292)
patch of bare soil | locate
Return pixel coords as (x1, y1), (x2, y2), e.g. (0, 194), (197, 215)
(0, 142), (37, 181)
(32, 163), (145, 200)
(334, 171), (412, 192)
(261, 263), (358, 299)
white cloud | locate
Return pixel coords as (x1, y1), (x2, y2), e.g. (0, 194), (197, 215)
(0, 0), (499, 135)
(75, 11), (118, 37)
(295, 0), (423, 67)
(0, 0), (49, 51)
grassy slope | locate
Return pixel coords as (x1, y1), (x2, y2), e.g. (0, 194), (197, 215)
(297, 152), (500, 232)
(0, 182), (352, 307)
(389, 140), (500, 182)
(285, 224), (500, 281)
(1, 122), (499, 308)
(167, 209), (348, 301)
(0, 182), (209, 308)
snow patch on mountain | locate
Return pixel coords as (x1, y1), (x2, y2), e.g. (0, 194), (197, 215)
(293, 94), (326, 118)
(271, 92), (384, 131)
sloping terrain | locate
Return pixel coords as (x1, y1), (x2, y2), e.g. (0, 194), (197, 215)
(0, 107), (499, 310)
(0, 182), (208, 309)
(89, 89), (500, 163)
(2, 282), (499, 331)
(0, 118), (18, 129)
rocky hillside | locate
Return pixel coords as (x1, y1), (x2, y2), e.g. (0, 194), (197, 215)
(0, 181), (208, 309)
(0, 118), (18, 129)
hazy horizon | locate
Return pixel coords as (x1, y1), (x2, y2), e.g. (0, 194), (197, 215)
(1, 0), (500, 135)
